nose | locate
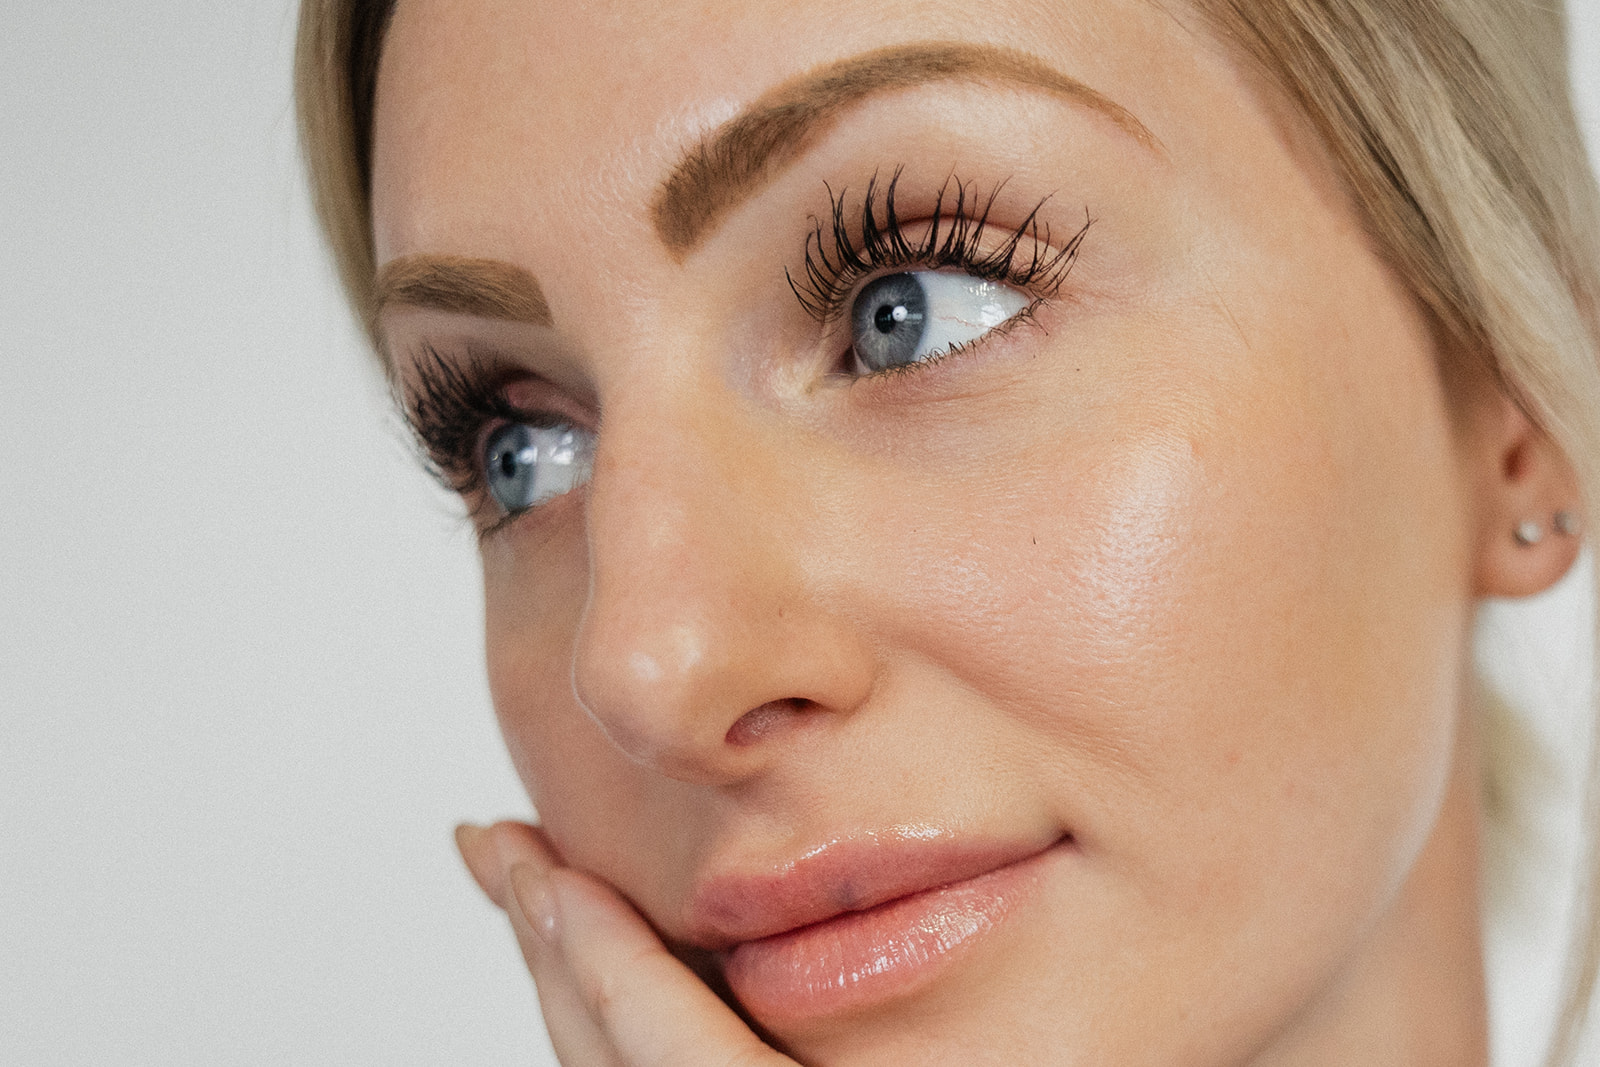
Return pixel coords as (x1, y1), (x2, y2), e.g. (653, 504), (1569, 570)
(571, 385), (874, 784)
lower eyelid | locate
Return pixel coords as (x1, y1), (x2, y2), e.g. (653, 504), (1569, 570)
(475, 477), (589, 541)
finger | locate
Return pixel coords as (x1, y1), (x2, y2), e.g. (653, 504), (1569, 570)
(504, 863), (624, 1067)
(455, 820), (553, 909)
(455, 824), (498, 901)
(534, 867), (796, 1067)
(459, 825), (622, 1064)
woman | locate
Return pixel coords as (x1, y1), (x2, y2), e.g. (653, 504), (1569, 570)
(296, 0), (1600, 1062)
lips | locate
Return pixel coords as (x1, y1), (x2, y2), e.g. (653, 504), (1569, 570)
(682, 829), (1070, 1025)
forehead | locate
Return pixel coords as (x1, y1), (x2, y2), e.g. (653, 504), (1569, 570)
(368, 0), (1259, 268)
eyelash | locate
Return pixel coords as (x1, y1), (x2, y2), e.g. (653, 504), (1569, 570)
(786, 167), (1091, 327)
(401, 345), (546, 501)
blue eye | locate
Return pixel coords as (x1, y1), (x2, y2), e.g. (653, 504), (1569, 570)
(483, 421), (594, 515)
(849, 271), (1031, 373)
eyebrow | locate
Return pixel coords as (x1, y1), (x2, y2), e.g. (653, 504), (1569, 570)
(373, 43), (1152, 327)
(373, 253), (553, 326)
(653, 41), (1157, 258)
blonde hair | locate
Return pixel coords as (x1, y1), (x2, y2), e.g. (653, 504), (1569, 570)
(295, 0), (1600, 1059)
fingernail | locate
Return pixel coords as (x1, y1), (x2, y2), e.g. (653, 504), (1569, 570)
(455, 823), (487, 855)
(454, 823), (496, 898)
(510, 862), (561, 947)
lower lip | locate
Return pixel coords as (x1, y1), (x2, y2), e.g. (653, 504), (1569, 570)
(722, 844), (1058, 1026)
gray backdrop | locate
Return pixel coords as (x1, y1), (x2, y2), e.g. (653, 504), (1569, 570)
(3, 2), (1598, 1063)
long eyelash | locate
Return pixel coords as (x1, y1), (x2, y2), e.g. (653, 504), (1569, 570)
(399, 345), (526, 497)
(786, 167), (1092, 322)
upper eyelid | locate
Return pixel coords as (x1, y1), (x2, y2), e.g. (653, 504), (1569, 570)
(401, 344), (593, 421)
(387, 308), (599, 399)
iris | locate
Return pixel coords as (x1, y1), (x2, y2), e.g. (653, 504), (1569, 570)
(483, 421), (593, 514)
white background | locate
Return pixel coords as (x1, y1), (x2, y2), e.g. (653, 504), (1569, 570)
(2, 2), (1598, 1064)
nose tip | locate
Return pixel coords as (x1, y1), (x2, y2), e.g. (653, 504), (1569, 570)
(567, 392), (876, 784)
(578, 621), (717, 763)
(572, 608), (833, 782)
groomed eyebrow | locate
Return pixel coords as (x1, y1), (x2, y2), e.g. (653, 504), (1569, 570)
(373, 253), (553, 326)
(654, 41), (1157, 258)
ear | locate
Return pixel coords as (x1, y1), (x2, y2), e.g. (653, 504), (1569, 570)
(1464, 390), (1583, 598)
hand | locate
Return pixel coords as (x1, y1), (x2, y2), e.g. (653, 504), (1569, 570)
(456, 821), (801, 1067)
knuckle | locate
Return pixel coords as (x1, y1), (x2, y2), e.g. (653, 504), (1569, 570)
(578, 947), (651, 1029)
(578, 969), (623, 1027)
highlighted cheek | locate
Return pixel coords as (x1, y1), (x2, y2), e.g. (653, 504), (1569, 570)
(1072, 435), (1200, 636)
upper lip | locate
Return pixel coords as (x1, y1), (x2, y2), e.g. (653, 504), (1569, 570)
(681, 827), (1069, 950)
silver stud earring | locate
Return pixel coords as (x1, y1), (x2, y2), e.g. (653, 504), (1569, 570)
(1554, 510), (1580, 537)
(1514, 520), (1545, 546)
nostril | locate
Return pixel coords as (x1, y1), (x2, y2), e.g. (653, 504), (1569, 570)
(725, 698), (810, 747)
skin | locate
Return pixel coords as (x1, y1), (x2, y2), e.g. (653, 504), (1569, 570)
(369, 0), (1582, 1062)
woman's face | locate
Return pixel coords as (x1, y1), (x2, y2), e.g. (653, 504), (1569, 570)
(372, 0), (1487, 1061)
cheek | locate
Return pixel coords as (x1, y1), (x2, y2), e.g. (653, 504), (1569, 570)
(854, 277), (1474, 994)
(480, 524), (625, 852)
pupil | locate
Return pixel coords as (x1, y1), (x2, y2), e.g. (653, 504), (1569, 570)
(498, 450), (518, 477)
(874, 304), (900, 333)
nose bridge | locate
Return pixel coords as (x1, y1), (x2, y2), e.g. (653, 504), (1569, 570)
(571, 379), (864, 780)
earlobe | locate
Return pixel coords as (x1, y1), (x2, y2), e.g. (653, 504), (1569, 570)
(1468, 393), (1583, 599)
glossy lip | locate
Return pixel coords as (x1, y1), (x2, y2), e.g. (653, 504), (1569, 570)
(683, 828), (1073, 1025)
